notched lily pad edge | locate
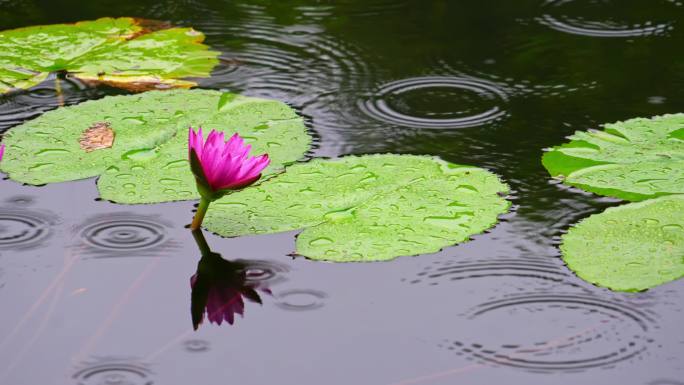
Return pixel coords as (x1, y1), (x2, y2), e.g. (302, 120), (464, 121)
(203, 153), (513, 263)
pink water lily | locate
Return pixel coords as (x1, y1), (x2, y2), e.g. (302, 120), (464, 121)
(189, 127), (270, 192)
(188, 127), (270, 230)
(0, 144), (5, 161)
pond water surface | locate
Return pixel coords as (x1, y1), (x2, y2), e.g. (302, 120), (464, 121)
(1, 1), (683, 384)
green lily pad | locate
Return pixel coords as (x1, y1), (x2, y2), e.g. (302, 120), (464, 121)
(561, 195), (684, 292)
(203, 155), (510, 262)
(542, 114), (684, 201)
(0, 89), (311, 203)
(0, 17), (219, 93)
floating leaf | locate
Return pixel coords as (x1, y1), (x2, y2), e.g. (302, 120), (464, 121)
(561, 195), (684, 292)
(204, 155), (510, 262)
(542, 114), (684, 201)
(0, 89), (311, 203)
(0, 17), (219, 93)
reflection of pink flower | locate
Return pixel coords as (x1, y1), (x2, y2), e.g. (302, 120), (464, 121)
(0, 144), (5, 161)
(190, 274), (256, 326)
(189, 256), (270, 329)
(189, 229), (282, 329)
(188, 127), (270, 192)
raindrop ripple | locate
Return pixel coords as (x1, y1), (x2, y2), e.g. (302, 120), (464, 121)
(537, 0), (675, 38)
(75, 213), (175, 257)
(72, 357), (153, 385)
(446, 293), (658, 372)
(275, 289), (328, 311)
(358, 76), (508, 129)
(0, 207), (58, 250)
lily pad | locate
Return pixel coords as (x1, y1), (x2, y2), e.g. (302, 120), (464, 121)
(0, 89), (311, 203)
(561, 195), (684, 292)
(0, 17), (219, 93)
(203, 155), (510, 262)
(542, 114), (684, 201)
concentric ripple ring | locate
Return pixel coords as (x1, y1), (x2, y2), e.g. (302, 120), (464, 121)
(447, 293), (657, 372)
(72, 358), (152, 385)
(359, 76), (508, 129)
(275, 289), (327, 311)
(538, 0), (674, 38)
(78, 216), (168, 252)
(0, 209), (56, 250)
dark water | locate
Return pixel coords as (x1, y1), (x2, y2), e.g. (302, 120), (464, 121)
(1, 1), (684, 384)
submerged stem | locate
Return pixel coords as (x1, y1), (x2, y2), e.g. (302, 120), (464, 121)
(190, 197), (211, 231)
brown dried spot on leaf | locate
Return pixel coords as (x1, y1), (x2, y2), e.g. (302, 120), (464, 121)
(79, 122), (115, 152)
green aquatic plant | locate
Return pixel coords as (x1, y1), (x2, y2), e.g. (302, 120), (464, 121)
(0, 17), (219, 93)
(543, 114), (684, 201)
(204, 154), (511, 262)
(561, 195), (684, 292)
(0, 89), (311, 203)
(544, 114), (684, 291)
(188, 128), (270, 230)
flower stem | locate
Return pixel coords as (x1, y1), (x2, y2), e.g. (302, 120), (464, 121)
(190, 197), (210, 231)
(191, 228), (212, 256)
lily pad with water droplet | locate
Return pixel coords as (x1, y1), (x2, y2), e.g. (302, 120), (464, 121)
(561, 195), (684, 292)
(0, 17), (219, 93)
(542, 114), (684, 201)
(0, 89), (311, 203)
(203, 155), (510, 262)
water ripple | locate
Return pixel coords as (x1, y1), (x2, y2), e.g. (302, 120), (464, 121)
(240, 259), (290, 286)
(538, 0), (676, 38)
(358, 76), (509, 129)
(444, 293), (658, 372)
(72, 357), (153, 385)
(73, 213), (177, 258)
(407, 256), (586, 292)
(198, 5), (373, 155)
(275, 289), (328, 311)
(0, 206), (58, 250)
(3, 195), (35, 206)
(0, 76), (105, 134)
(434, 59), (598, 100)
(208, 8), (370, 105)
(183, 339), (210, 353)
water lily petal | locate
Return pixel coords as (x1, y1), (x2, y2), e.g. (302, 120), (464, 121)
(188, 128), (270, 194)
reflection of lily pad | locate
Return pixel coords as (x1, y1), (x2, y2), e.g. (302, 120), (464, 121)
(542, 114), (684, 201)
(561, 195), (684, 292)
(0, 89), (310, 204)
(0, 17), (219, 93)
(204, 155), (510, 262)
